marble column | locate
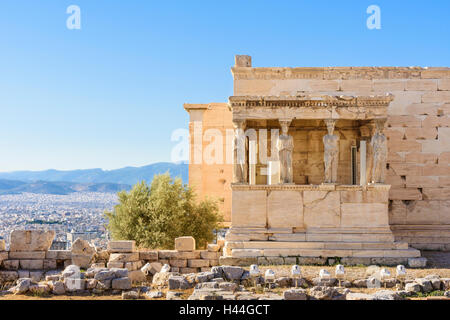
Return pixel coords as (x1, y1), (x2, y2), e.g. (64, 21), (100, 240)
(323, 119), (339, 184)
(277, 119), (294, 184)
(232, 119), (248, 184)
(371, 118), (387, 184)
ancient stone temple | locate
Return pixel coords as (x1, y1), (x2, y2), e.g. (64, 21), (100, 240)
(222, 92), (425, 265)
(184, 55), (450, 264)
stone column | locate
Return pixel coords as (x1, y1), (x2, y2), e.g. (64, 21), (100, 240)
(323, 119), (339, 184)
(371, 118), (387, 184)
(277, 119), (294, 184)
(232, 119), (248, 184)
(360, 140), (367, 186)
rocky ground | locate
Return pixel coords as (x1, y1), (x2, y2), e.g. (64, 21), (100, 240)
(1, 257), (450, 300)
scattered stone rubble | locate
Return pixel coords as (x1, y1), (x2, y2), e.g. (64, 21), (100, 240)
(1, 231), (450, 300)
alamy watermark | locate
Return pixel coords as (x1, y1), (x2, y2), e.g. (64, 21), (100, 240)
(66, 5), (81, 30)
(366, 5), (381, 30)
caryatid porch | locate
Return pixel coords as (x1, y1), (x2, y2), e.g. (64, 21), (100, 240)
(222, 94), (423, 265)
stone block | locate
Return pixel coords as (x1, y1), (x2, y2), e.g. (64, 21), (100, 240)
(107, 261), (124, 268)
(112, 277), (132, 290)
(138, 250), (158, 261)
(406, 79), (437, 91)
(128, 270), (146, 283)
(422, 91), (450, 103)
(422, 188), (450, 200)
(0, 270), (18, 282)
(3, 259), (19, 270)
(408, 257), (427, 268)
(9, 251), (46, 260)
(341, 203), (389, 228)
(438, 79), (450, 91)
(158, 250), (201, 260)
(200, 250), (220, 260)
(169, 259), (187, 268)
(373, 79), (406, 92)
(0, 239), (5, 251)
(232, 190), (267, 228)
(187, 259), (210, 268)
(340, 80), (373, 91)
(109, 252), (140, 263)
(389, 188), (422, 200)
(9, 230), (55, 252)
(43, 259), (57, 270)
(175, 236), (196, 252)
(179, 267), (198, 274)
(46, 250), (72, 260)
(107, 240), (135, 253)
(405, 176), (439, 188)
(71, 254), (92, 269)
(304, 191), (340, 228)
(125, 260), (143, 271)
(20, 259), (44, 270)
(207, 244), (220, 252)
(267, 190), (303, 229)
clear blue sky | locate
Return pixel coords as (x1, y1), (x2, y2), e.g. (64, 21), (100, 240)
(0, 0), (449, 171)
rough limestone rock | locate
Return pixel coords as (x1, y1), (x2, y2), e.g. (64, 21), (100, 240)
(211, 266), (223, 279)
(141, 262), (162, 276)
(71, 238), (96, 268)
(408, 257), (427, 268)
(129, 270), (146, 283)
(425, 275), (442, 290)
(442, 278), (450, 290)
(62, 265), (81, 279)
(346, 292), (375, 300)
(275, 277), (292, 288)
(219, 282), (238, 292)
(405, 282), (422, 293)
(29, 284), (50, 295)
(146, 290), (164, 299)
(152, 271), (179, 287)
(195, 272), (215, 283)
(283, 289), (307, 300)
(175, 236), (196, 251)
(221, 266), (244, 281)
(309, 286), (339, 300)
(445, 291), (450, 298)
(9, 230), (55, 252)
(112, 277), (132, 290)
(52, 281), (66, 295)
(166, 291), (183, 300)
(111, 268), (129, 278)
(168, 276), (192, 290)
(312, 277), (337, 287)
(122, 290), (140, 300)
(94, 270), (116, 281)
(12, 278), (33, 294)
(373, 290), (402, 300)
(415, 278), (433, 293)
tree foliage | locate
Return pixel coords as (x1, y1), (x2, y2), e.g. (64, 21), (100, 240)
(105, 173), (222, 249)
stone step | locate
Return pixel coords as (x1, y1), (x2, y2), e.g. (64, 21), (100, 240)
(226, 241), (409, 250)
(230, 247), (421, 259)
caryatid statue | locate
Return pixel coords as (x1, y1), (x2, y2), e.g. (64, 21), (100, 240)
(277, 119), (294, 184)
(371, 118), (387, 184)
(233, 119), (248, 184)
(323, 119), (339, 184)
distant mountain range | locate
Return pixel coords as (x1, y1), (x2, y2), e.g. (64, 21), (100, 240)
(0, 162), (188, 195)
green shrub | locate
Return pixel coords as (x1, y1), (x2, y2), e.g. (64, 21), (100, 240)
(105, 173), (222, 249)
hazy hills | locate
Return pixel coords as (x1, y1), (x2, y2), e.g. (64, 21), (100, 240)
(0, 162), (188, 195)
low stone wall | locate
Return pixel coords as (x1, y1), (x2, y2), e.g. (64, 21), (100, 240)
(104, 237), (224, 277)
(0, 233), (224, 284)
